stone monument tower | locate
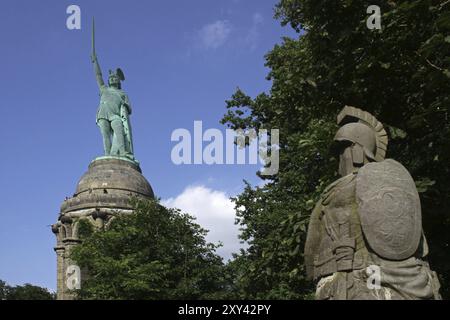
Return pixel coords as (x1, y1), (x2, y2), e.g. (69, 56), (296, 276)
(51, 20), (154, 300)
(52, 158), (154, 299)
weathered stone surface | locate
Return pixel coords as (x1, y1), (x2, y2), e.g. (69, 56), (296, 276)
(61, 157), (154, 213)
(356, 159), (422, 261)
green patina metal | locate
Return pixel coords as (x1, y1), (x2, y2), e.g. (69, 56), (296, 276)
(91, 17), (135, 162)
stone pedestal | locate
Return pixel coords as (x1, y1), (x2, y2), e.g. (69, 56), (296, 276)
(52, 157), (154, 300)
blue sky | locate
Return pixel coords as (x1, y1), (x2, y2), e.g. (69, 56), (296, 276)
(0, 0), (296, 291)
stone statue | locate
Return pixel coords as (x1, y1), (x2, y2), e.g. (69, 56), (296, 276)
(91, 18), (134, 160)
(304, 106), (441, 300)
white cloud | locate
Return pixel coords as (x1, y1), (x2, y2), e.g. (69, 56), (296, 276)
(185, 14), (264, 55)
(245, 13), (264, 50)
(197, 20), (232, 49)
(162, 185), (244, 261)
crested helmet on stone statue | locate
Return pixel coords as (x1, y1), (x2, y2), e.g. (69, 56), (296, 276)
(333, 106), (388, 163)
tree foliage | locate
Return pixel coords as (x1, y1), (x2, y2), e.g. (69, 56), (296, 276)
(0, 280), (55, 300)
(221, 0), (450, 299)
(71, 199), (232, 300)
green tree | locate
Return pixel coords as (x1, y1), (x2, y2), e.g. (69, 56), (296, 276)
(0, 280), (10, 300)
(222, 0), (450, 299)
(7, 284), (55, 300)
(71, 199), (232, 300)
(0, 280), (55, 300)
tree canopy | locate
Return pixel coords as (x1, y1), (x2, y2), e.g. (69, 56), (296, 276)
(0, 280), (55, 300)
(71, 199), (232, 300)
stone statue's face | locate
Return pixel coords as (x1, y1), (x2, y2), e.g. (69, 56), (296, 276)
(339, 145), (355, 177)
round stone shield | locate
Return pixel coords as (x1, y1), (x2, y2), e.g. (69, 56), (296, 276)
(356, 159), (422, 260)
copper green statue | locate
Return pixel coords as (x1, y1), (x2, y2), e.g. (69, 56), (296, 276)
(91, 18), (134, 160)
(304, 106), (441, 300)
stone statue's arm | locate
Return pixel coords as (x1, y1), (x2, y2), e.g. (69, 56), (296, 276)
(91, 54), (105, 89)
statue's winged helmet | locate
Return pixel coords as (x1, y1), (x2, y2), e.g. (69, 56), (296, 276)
(333, 106), (388, 162)
(108, 68), (125, 89)
(109, 68), (125, 80)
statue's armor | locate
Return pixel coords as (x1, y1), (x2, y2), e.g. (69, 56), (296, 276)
(305, 172), (369, 281)
(305, 160), (441, 300)
(96, 86), (130, 123)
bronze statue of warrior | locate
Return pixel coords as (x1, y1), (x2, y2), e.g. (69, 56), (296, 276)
(304, 106), (441, 300)
(91, 18), (134, 160)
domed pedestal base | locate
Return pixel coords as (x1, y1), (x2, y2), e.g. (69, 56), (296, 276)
(61, 157), (154, 213)
(52, 157), (154, 300)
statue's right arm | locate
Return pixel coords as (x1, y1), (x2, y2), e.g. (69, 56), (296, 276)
(91, 54), (105, 89)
